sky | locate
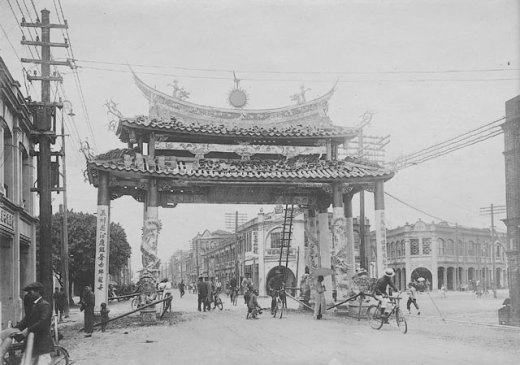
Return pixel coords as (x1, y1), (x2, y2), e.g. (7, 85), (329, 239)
(1, 0), (519, 273)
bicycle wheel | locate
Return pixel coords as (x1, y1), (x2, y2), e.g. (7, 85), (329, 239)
(51, 345), (70, 365)
(395, 308), (408, 334)
(216, 298), (223, 310)
(366, 305), (384, 330)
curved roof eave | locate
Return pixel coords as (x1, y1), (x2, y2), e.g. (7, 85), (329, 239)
(132, 70), (335, 116)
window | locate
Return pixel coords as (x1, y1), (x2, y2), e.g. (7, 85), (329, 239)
(437, 238), (445, 255)
(270, 229), (282, 249)
(422, 238), (431, 255)
(447, 239), (455, 256)
(410, 239), (419, 255)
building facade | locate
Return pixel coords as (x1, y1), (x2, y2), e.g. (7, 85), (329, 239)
(0, 57), (38, 329)
(381, 220), (507, 291)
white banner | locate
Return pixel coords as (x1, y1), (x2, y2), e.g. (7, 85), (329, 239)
(94, 205), (110, 310)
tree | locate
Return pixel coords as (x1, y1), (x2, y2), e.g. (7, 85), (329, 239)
(49, 210), (132, 295)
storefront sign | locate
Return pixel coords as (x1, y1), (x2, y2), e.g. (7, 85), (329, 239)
(0, 207), (14, 231)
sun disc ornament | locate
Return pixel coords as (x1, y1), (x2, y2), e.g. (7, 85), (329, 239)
(228, 88), (248, 108)
(228, 71), (249, 108)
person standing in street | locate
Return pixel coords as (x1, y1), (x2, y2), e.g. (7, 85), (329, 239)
(81, 286), (95, 337)
(406, 283), (420, 315)
(197, 277), (208, 312)
(14, 282), (53, 365)
(314, 275), (326, 320)
(178, 280), (185, 298)
(100, 302), (110, 332)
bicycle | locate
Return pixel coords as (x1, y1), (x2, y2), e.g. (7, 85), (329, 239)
(270, 290), (284, 319)
(366, 293), (407, 334)
(3, 317), (70, 365)
(213, 293), (223, 311)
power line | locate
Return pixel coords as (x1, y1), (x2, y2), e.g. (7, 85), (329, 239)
(74, 58), (520, 76)
(392, 117), (505, 169)
(402, 117), (504, 161)
(76, 65), (520, 84)
(385, 191), (454, 224)
(53, 0), (98, 152)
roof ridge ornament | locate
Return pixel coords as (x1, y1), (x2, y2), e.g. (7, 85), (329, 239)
(228, 71), (249, 109)
(104, 99), (123, 131)
(290, 85), (311, 105)
(167, 79), (190, 101)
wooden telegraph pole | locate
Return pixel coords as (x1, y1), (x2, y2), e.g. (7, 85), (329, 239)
(21, 9), (71, 303)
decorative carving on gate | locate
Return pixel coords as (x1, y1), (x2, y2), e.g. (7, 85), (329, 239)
(141, 218), (162, 274)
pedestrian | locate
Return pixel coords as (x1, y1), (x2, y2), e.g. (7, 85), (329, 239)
(314, 275), (326, 320)
(14, 282), (53, 365)
(178, 280), (185, 298)
(100, 302), (110, 332)
(247, 289), (262, 319)
(197, 277), (208, 312)
(57, 288), (67, 321)
(440, 284), (447, 298)
(81, 285), (95, 337)
(205, 278), (213, 311)
(406, 283), (420, 315)
(242, 273), (253, 304)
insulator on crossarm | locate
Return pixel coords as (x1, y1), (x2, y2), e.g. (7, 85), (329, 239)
(36, 35), (40, 42)
(64, 38), (68, 44)
(33, 70), (37, 76)
(22, 35), (26, 41)
(21, 17), (26, 23)
(36, 18), (40, 23)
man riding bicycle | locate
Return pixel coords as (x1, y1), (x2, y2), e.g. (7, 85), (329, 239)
(372, 268), (400, 322)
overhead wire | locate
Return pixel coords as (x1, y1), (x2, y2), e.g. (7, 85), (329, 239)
(76, 64), (520, 84)
(54, 0), (98, 152)
(385, 192), (455, 224)
(402, 117), (505, 161)
(74, 58), (520, 76)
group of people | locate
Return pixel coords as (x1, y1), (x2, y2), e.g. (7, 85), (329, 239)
(196, 277), (222, 311)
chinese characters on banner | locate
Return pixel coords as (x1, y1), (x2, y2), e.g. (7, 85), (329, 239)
(95, 205), (110, 307)
(375, 210), (387, 277)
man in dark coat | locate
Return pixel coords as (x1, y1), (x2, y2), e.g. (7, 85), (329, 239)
(81, 286), (95, 337)
(15, 282), (53, 364)
(196, 277), (207, 312)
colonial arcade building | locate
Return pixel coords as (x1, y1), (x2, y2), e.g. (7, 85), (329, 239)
(383, 219), (507, 291)
(86, 73), (394, 306)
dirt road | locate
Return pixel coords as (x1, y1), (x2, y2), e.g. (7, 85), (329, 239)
(61, 291), (520, 365)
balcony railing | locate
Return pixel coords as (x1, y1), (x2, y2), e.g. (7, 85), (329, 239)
(265, 248), (297, 256)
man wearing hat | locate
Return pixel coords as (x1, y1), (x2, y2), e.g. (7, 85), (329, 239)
(14, 282), (53, 364)
(372, 268), (400, 321)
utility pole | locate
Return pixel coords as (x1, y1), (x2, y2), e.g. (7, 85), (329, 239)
(59, 103), (72, 316)
(480, 204), (505, 298)
(21, 9), (70, 303)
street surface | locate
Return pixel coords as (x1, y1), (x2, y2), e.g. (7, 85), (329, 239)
(60, 290), (520, 365)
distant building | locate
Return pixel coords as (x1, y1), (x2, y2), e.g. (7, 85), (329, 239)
(378, 220), (507, 291)
(198, 207), (369, 297)
(0, 57), (38, 328)
(189, 229), (235, 282)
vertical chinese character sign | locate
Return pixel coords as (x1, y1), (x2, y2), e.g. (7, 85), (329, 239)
(375, 210), (387, 277)
(95, 205), (110, 310)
